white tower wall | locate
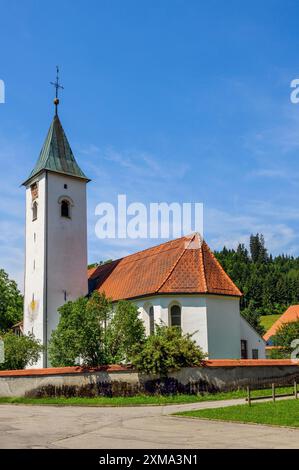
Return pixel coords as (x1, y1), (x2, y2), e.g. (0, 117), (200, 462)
(23, 171), (88, 368)
(23, 173), (47, 367)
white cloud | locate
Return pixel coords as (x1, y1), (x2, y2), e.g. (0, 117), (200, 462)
(206, 206), (297, 255)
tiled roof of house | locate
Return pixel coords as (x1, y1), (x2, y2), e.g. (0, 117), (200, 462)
(88, 233), (242, 301)
(23, 114), (89, 185)
(263, 304), (299, 342)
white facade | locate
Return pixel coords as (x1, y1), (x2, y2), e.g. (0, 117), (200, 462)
(133, 295), (266, 359)
(23, 171), (88, 367)
(240, 316), (266, 359)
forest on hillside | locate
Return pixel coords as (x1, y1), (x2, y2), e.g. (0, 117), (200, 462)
(215, 234), (299, 335)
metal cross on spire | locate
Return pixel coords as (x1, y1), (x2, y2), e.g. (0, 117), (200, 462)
(50, 66), (64, 115)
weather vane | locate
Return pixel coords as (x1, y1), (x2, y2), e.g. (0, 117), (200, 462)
(50, 66), (64, 115)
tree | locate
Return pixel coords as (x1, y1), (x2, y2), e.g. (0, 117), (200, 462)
(0, 332), (43, 370)
(130, 325), (206, 376)
(49, 292), (112, 367)
(0, 269), (23, 331)
(241, 300), (265, 336)
(106, 300), (145, 363)
(272, 320), (299, 358)
(88, 260), (113, 270)
(249, 233), (268, 264)
(215, 234), (299, 323)
(236, 243), (249, 263)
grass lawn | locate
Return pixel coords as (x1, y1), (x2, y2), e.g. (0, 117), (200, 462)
(260, 314), (281, 331)
(0, 386), (294, 407)
(176, 399), (299, 427)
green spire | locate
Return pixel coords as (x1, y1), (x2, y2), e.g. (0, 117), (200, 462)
(23, 115), (90, 185)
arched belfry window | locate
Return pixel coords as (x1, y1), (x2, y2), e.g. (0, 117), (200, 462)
(170, 304), (181, 328)
(32, 201), (38, 221)
(149, 306), (154, 335)
(61, 199), (70, 218)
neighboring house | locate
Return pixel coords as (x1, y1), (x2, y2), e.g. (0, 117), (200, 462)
(88, 233), (266, 360)
(264, 305), (299, 345)
(22, 102), (266, 368)
(11, 321), (24, 337)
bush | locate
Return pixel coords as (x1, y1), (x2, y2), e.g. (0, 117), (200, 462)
(106, 300), (145, 363)
(49, 294), (146, 367)
(0, 332), (43, 370)
(272, 320), (299, 358)
(0, 269), (23, 331)
(130, 324), (206, 376)
(49, 292), (112, 367)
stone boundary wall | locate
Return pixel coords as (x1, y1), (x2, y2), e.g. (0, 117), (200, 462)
(0, 360), (298, 397)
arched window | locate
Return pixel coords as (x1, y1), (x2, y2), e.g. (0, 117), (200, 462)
(149, 306), (154, 335)
(61, 199), (70, 218)
(32, 201), (38, 221)
(170, 304), (181, 328)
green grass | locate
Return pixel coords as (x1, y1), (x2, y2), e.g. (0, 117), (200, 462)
(260, 314), (281, 331)
(0, 386), (294, 407)
(176, 399), (299, 427)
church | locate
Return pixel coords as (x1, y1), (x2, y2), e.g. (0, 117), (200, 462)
(22, 99), (266, 368)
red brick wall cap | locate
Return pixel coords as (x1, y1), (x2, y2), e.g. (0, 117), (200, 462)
(0, 359), (298, 377)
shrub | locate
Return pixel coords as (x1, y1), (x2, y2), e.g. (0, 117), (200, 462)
(272, 320), (299, 358)
(130, 324), (206, 376)
(0, 332), (43, 370)
(0, 269), (23, 331)
(106, 300), (145, 363)
(49, 292), (112, 367)
(49, 294), (146, 367)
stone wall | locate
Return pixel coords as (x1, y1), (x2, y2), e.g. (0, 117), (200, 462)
(0, 360), (298, 398)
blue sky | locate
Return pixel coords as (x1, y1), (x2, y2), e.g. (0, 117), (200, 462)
(1, 0), (299, 290)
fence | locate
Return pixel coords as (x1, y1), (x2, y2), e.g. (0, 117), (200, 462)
(246, 379), (298, 406)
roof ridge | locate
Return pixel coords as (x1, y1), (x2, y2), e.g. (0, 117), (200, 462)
(202, 241), (242, 296)
(199, 239), (208, 292)
(156, 234), (195, 293)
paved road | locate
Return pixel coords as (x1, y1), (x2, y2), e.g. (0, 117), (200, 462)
(0, 400), (298, 449)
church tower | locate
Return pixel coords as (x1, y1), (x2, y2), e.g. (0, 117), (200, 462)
(23, 74), (90, 367)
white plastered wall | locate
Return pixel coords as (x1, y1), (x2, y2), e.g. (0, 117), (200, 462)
(23, 173), (46, 367)
(133, 294), (263, 359)
(240, 316), (266, 359)
(134, 295), (209, 356)
(205, 295), (241, 359)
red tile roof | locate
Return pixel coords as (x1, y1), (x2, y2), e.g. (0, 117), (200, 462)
(88, 234), (242, 301)
(264, 305), (299, 342)
(0, 359), (298, 376)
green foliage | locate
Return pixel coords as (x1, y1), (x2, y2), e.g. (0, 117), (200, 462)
(106, 300), (145, 363)
(0, 269), (23, 332)
(241, 301), (265, 336)
(130, 325), (206, 376)
(215, 234), (299, 328)
(49, 294), (145, 367)
(49, 294), (205, 375)
(88, 260), (113, 269)
(272, 320), (299, 358)
(177, 399), (299, 428)
(249, 233), (268, 264)
(0, 386), (295, 405)
(0, 332), (43, 370)
(49, 292), (112, 367)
